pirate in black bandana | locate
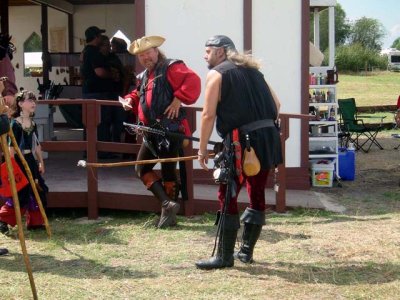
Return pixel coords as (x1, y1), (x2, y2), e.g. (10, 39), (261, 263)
(196, 35), (282, 269)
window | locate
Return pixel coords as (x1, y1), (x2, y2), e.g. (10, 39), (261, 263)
(391, 55), (400, 63)
(24, 32), (43, 77)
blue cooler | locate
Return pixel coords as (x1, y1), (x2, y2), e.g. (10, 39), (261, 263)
(338, 147), (355, 180)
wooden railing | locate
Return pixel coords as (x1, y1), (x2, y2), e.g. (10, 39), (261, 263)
(37, 99), (306, 218)
(39, 99), (197, 219)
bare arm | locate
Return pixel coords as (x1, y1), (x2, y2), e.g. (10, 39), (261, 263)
(9, 146), (15, 157)
(198, 70), (221, 170)
(94, 67), (110, 79)
(35, 144), (45, 174)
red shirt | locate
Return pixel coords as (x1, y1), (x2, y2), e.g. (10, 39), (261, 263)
(0, 55), (17, 97)
(125, 62), (201, 125)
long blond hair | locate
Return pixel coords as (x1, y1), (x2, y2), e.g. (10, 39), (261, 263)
(226, 50), (262, 70)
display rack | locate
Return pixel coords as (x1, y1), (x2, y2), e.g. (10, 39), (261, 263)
(309, 0), (339, 185)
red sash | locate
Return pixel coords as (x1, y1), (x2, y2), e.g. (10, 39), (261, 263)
(232, 129), (243, 184)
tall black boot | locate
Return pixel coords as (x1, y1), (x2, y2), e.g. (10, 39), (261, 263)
(149, 181), (180, 228)
(195, 214), (240, 270)
(234, 207), (265, 263)
(0, 221), (9, 235)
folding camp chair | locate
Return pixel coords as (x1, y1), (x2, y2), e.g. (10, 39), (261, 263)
(392, 95), (400, 149)
(338, 98), (385, 153)
(393, 132), (400, 150)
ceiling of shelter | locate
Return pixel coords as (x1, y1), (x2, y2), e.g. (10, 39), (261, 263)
(8, 0), (134, 6)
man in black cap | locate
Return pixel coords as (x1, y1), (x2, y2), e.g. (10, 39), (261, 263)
(80, 26), (119, 158)
(85, 26), (105, 43)
(195, 35), (282, 270)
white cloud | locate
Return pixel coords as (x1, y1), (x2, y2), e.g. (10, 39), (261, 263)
(383, 24), (400, 48)
(390, 24), (400, 38)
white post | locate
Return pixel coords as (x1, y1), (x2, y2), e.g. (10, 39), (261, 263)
(313, 8), (320, 49)
(328, 6), (335, 67)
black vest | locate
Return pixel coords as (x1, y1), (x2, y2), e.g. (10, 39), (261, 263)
(138, 59), (186, 124)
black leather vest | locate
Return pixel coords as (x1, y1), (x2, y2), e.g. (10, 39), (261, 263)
(138, 59), (186, 124)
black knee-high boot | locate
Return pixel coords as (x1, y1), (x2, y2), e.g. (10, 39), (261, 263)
(0, 221), (9, 235)
(195, 213), (240, 270)
(234, 207), (265, 263)
(149, 181), (180, 228)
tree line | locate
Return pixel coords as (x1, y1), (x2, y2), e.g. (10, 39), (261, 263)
(311, 3), (398, 72)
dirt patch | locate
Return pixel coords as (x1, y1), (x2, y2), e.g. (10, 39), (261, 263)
(349, 136), (399, 187)
(316, 134), (400, 214)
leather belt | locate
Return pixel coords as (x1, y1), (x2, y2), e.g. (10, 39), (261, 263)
(239, 119), (275, 134)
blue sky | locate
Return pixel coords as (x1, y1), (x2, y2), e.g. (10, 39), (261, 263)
(337, 0), (400, 49)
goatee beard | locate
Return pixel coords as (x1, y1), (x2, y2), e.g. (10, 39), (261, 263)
(144, 61), (156, 70)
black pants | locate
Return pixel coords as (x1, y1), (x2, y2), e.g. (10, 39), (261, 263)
(82, 92), (118, 143)
(135, 136), (181, 182)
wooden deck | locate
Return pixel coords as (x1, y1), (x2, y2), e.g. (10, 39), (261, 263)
(1, 100), (316, 219)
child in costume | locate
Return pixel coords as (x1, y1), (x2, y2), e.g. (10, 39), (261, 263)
(0, 91), (48, 234)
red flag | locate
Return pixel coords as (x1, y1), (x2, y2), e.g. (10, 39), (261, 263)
(0, 158), (29, 197)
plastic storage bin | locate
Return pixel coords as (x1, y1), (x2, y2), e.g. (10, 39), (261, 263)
(310, 159), (335, 187)
(338, 146), (355, 180)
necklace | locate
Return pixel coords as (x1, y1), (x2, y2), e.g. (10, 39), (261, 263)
(18, 114), (34, 133)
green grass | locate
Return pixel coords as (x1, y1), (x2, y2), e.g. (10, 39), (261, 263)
(337, 71), (400, 106)
(0, 206), (399, 300)
(1, 71), (399, 299)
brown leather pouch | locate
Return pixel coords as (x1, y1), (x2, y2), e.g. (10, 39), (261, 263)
(242, 147), (260, 176)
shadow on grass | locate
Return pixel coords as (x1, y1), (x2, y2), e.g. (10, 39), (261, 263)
(268, 214), (393, 226)
(235, 261), (400, 285)
(266, 208), (393, 226)
(0, 247), (157, 280)
(3, 210), (221, 247)
(258, 229), (311, 244)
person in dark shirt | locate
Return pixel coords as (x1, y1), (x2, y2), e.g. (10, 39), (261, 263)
(111, 37), (137, 150)
(0, 91), (48, 234)
(81, 26), (113, 95)
(0, 33), (17, 255)
(111, 37), (128, 54)
(80, 26), (119, 158)
(196, 35), (282, 270)
(98, 35), (126, 143)
(110, 37), (133, 96)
